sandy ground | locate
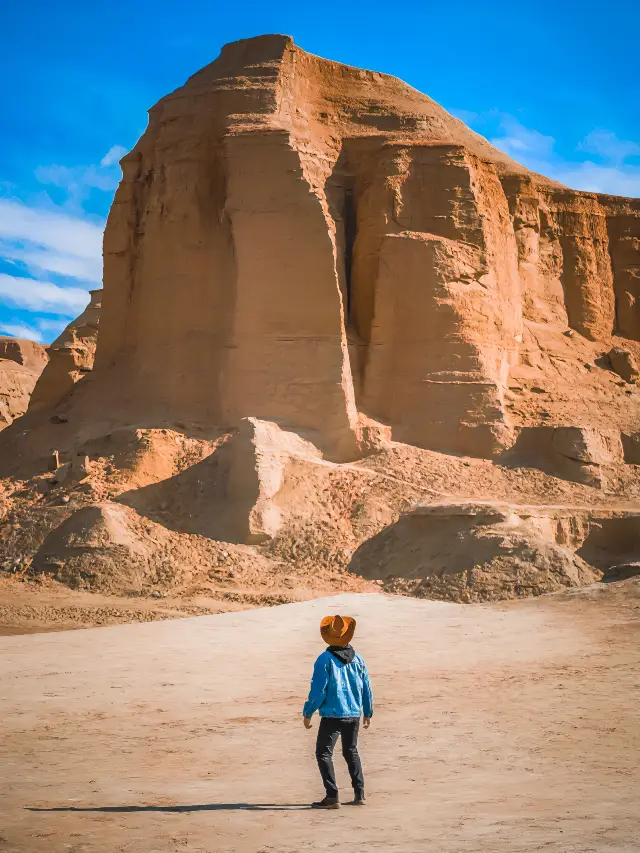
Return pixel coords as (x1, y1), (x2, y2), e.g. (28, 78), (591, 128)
(2, 586), (639, 853)
(0, 575), (323, 636)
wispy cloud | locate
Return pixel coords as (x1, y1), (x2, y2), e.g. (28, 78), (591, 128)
(0, 196), (104, 287)
(35, 317), (72, 338)
(0, 144), (122, 290)
(0, 273), (89, 314)
(492, 118), (640, 196)
(0, 198), (100, 343)
(579, 129), (640, 165)
(0, 198), (100, 342)
(0, 198), (103, 262)
(34, 163), (118, 207)
(101, 145), (128, 167)
(0, 321), (45, 343)
(34, 143), (127, 210)
(1, 242), (102, 284)
(0, 315), (73, 344)
(488, 115), (555, 161)
(450, 109), (640, 198)
(550, 162), (640, 197)
(0, 145), (124, 344)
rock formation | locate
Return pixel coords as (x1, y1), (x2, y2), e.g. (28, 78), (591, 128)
(90, 34), (640, 461)
(28, 289), (101, 414)
(1, 36), (639, 608)
(0, 338), (48, 429)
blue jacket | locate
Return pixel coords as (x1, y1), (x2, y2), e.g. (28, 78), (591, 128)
(303, 649), (374, 719)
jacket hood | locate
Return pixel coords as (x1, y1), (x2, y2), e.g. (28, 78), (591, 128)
(327, 644), (355, 664)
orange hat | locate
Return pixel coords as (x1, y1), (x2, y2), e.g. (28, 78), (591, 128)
(320, 614), (356, 647)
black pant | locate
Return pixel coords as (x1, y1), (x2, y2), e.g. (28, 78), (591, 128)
(315, 717), (364, 798)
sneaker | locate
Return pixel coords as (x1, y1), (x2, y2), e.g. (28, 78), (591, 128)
(311, 797), (340, 809)
(351, 792), (366, 805)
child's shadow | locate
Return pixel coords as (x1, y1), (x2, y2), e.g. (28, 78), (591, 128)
(27, 803), (311, 813)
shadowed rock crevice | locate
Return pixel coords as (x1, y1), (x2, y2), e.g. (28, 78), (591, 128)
(577, 515), (640, 570)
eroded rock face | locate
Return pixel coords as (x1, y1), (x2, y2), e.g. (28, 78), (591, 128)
(84, 35), (640, 461)
(0, 338), (48, 429)
(28, 289), (101, 414)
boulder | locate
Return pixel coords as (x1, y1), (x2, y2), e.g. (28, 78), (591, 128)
(551, 427), (624, 466)
(602, 562), (640, 582)
(31, 503), (149, 592)
(508, 426), (624, 487)
(608, 346), (639, 383)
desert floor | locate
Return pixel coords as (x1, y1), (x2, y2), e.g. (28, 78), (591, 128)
(2, 585), (639, 853)
(0, 575), (309, 636)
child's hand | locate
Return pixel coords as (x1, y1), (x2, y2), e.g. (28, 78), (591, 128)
(363, 717), (371, 729)
(303, 717), (313, 729)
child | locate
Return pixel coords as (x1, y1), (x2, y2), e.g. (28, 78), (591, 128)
(302, 614), (374, 808)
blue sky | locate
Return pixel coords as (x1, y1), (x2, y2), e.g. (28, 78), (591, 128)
(1, 0), (639, 343)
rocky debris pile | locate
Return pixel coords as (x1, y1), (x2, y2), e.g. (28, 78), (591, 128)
(348, 500), (640, 602)
(1, 416), (639, 607)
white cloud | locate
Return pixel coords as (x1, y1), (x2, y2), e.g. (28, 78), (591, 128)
(0, 322), (44, 343)
(101, 145), (128, 167)
(477, 114), (640, 197)
(0, 315), (72, 345)
(0, 198), (104, 287)
(0, 198), (103, 261)
(35, 317), (70, 336)
(489, 116), (555, 161)
(579, 130), (640, 165)
(35, 164), (118, 209)
(449, 108), (480, 126)
(551, 162), (640, 197)
(0, 149), (117, 346)
(1, 243), (102, 284)
(35, 144), (126, 208)
(0, 273), (89, 314)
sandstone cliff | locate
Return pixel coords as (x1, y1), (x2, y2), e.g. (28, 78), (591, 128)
(90, 34), (640, 461)
(1, 36), (639, 609)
